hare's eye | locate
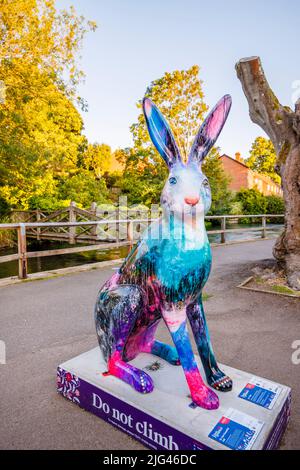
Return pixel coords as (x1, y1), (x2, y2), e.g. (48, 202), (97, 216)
(203, 179), (209, 188)
(169, 176), (177, 185)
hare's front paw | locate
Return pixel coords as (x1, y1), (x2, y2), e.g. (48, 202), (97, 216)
(131, 369), (154, 394)
(107, 357), (154, 394)
(191, 387), (219, 410)
(208, 369), (232, 392)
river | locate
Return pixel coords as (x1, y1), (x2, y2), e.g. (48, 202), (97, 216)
(0, 223), (283, 279)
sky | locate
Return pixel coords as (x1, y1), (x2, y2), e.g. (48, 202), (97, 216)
(58, 0), (300, 159)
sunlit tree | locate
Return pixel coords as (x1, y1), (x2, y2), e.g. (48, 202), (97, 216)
(122, 66), (230, 210)
(82, 143), (112, 179)
(246, 136), (280, 184)
(0, 0), (97, 209)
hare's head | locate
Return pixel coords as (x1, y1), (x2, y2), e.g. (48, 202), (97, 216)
(143, 95), (231, 219)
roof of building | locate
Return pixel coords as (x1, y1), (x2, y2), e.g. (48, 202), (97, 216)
(220, 153), (281, 188)
(220, 153), (249, 169)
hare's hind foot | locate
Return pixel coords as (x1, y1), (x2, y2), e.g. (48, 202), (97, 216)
(186, 370), (219, 410)
(143, 340), (180, 366)
(191, 386), (219, 410)
(208, 369), (232, 392)
(106, 352), (154, 394)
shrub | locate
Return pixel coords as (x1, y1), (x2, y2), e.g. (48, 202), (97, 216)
(28, 196), (70, 212)
(0, 215), (15, 248)
(234, 188), (284, 224)
(229, 201), (243, 215)
(235, 188), (268, 216)
(0, 196), (10, 217)
(58, 171), (110, 208)
(202, 150), (232, 215)
(265, 194), (285, 223)
(265, 195), (284, 214)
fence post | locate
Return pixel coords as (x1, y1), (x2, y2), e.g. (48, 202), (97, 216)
(90, 202), (97, 238)
(221, 216), (226, 243)
(36, 210), (41, 241)
(262, 215), (266, 238)
(127, 220), (134, 246)
(17, 223), (28, 279)
(69, 201), (76, 244)
(116, 205), (120, 244)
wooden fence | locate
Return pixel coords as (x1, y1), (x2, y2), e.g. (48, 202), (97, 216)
(10, 202), (153, 244)
(0, 214), (284, 280)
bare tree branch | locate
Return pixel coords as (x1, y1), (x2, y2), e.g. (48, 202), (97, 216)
(235, 56), (288, 152)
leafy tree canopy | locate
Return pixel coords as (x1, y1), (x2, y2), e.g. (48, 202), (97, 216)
(234, 188), (284, 223)
(246, 136), (281, 185)
(0, 0), (97, 97)
(130, 65), (208, 165)
(122, 66), (231, 211)
(235, 188), (268, 215)
(0, 60), (86, 208)
(58, 170), (109, 207)
(81, 143), (112, 179)
(0, 0), (103, 209)
(202, 148), (232, 215)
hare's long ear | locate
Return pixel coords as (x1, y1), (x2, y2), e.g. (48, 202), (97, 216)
(143, 97), (181, 168)
(188, 95), (232, 165)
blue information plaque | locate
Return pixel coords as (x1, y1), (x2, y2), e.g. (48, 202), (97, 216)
(239, 377), (282, 410)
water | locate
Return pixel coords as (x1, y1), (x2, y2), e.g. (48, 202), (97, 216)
(0, 223), (283, 279)
(208, 222), (283, 244)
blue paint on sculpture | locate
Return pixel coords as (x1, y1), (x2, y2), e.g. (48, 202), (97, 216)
(95, 94), (232, 410)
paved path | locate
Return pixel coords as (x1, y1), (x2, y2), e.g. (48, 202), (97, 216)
(0, 239), (299, 449)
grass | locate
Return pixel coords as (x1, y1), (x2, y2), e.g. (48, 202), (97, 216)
(271, 285), (299, 296)
(247, 276), (300, 297)
(202, 292), (213, 301)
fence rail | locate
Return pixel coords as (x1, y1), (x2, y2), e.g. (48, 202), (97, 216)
(10, 203), (157, 244)
(0, 214), (284, 280)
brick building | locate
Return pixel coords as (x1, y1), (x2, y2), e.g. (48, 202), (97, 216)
(220, 153), (282, 196)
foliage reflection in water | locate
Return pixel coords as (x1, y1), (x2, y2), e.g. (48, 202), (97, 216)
(0, 223), (283, 279)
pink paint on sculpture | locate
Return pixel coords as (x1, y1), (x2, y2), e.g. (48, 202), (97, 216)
(94, 93), (233, 410)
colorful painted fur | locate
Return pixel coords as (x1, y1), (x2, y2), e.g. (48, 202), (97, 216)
(95, 95), (232, 410)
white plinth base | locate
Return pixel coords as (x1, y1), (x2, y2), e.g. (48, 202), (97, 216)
(57, 348), (291, 450)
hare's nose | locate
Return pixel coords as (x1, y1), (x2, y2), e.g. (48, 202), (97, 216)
(184, 197), (199, 206)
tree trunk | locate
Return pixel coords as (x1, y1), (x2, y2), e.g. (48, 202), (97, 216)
(236, 56), (300, 290)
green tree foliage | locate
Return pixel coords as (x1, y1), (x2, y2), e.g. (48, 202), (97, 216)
(265, 194), (285, 222)
(235, 188), (268, 214)
(0, 0), (97, 97)
(202, 148), (232, 214)
(229, 201), (243, 215)
(234, 188), (284, 223)
(81, 143), (112, 179)
(265, 194), (285, 214)
(0, 0), (103, 210)
(121, 67), (207, 205)
(0, 195), (10, 216)
(246, 137), (281, 184)
(131, 66), (208, 162)
(121, 162), (165, 206)
(28, 195), (70, 212)
(122, 66), (230, 209)
(58, 171), (109, 207)
(0, 63), (86, 208)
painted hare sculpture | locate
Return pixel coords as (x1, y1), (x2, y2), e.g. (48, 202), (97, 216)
(95, 95), (232, 410)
